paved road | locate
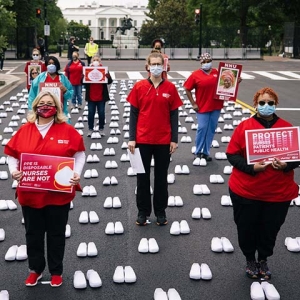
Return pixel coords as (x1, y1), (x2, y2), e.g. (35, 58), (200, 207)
(0, 58), (300, 300)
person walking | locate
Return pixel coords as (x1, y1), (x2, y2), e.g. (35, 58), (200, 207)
(64, 51), (85, 109)
(67, 36), (79, 60)
(127, 52), (182, 226)
(24, 48), (46, 91)
(226, 87), (299, 280)
(4, 91), (85, 287)
(37, 37), (45, 59)
(84, 37), (98, 66)
(85, 55), (112, 137)
(184, 52), (241, 161)
(0, 47), (6, 71)
(28, 55), (73, 119)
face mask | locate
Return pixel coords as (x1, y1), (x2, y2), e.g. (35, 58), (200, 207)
(47, 64), (57, 74)
(149, 65), (163, 77)
(72, 56), (78, 61)
(37, 105), (57, 118)
(92, 61), (100, 66)
(155, 47), (161, 51)
(32, 55), (39, 60)
(201, 62), (212, 71)
(257, 103), (276, 116)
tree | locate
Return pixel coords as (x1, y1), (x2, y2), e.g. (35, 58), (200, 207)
(66, 21), (91, 45)
(0, 0), (16, 49)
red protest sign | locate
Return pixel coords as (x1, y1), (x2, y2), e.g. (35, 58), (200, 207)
(215, 62), (242, 101)
(245, 127), (300, 164)
(19, 153), (75, 193)
(83, 66), (108, 83)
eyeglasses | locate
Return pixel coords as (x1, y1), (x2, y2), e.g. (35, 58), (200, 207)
(31, 72), (38, 75)
(149, 63), (162, 66)
(258, 100), (275, 106)
(32, 54), (39, 57)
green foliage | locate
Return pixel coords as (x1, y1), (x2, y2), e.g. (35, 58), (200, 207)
(0, 0), (16, 49)
(66, 21), (91, 44)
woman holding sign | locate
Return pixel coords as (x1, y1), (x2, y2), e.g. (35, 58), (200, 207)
(226, 87), (299, 280)
(4, 91), (85, 287)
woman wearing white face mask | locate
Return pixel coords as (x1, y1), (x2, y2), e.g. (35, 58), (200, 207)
(24, 48), (46, 91)
(226, 87), (299, 281)
(28, 56), (73, 121)
(184, 53), (242, 162)
(127, 52), (182, 226)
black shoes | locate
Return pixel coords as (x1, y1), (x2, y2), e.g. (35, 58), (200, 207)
(258, 260), (271, 280)
(136, 215), (147, 226)
(246, 260), (259, 279)
(245, 260), (271, 280)
(156, 216), (168, 226)
(196, 153), (212, 161)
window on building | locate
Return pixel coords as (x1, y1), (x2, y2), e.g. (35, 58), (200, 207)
(101, 20), (104, 27)
(79, 20), (83, 24)
(101, 31), (104, 40)
(111, 20), (115, 27)
(134, 20), (137, 26)
(88, 20), (91, 26)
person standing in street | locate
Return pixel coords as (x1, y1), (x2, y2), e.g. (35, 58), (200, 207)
(67, 36), (79, 60)
(0, 47), (6, 71)
(84, 37), (98, 66)
(127, 52), (182, 226)
(64, 51), (85, 109)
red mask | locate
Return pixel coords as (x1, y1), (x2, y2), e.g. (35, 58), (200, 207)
(37, 105), (57, 118)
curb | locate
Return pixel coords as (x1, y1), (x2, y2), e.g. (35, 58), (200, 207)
(0, 78), (21, 97)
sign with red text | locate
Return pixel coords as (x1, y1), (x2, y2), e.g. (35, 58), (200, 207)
(19, 153), (75, 193)
(214, 62), (242, 101)
(39, 82), (63, 104)
(245, 127), (300, 164)
(83, 66), (108, 83)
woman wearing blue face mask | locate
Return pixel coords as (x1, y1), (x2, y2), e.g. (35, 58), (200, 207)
(184, 53), (242, 161)
(226, 87), (299, 281)
(28, 56), (73, 120)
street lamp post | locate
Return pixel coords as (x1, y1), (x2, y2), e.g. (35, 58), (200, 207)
(195, 3), (203, 57)
(268, 25), (272, 56)
(44, 0), (50, 57)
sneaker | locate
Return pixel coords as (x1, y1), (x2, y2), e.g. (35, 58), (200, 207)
(258, 260), (271, 279)
(87, 130), (93, 137)
(99, 129), (105, 137)
(201, 153), (212, 161)
(136, 215), (147, 226)
(50, 275), (63, 287)
(246, 261), (259, 279)
(25, 272), (42, 286)
(156, 216), (168, 226)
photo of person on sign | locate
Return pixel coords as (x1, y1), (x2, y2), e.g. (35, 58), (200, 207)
(217, 69), (237, 95)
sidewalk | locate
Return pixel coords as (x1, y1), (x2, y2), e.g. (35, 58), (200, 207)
(0, 73), (21, 97)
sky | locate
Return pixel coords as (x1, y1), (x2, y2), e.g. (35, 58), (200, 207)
(57, 0), (148, 9)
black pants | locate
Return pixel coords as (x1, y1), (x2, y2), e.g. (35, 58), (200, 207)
(22, 203), (70, 275)
(86, 55), (92, 65)
(229, 188), (290, 261)
(136, 144), (170, 217)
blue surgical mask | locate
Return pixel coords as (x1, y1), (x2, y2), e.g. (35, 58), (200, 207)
(201, 62), (212, 71)
(149, 65), (163, 77)
(47, 64), (57, 74)
(257, 103), (276, 116)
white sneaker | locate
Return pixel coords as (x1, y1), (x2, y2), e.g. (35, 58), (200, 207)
(76, 242), (87, 257)
(111, 176), (118, 185)
(124, 266), (137, 283)
(16, 245), (27, 260)
(89, 185), (97, 196)
(175, 196), (183, 206)
(170, 221), (180, 235)
(104, 197), (113, 208)
(138, 238), (149, 253)
(86, 269), (102, 288)
(113, 196), (122, 208)
(73, 270), (87, 289)
(221, 237), (234, 252)
(250, 282), (265, 300)
(189, 263), (201, 280)
(180, 220), (190, 234)
(154, 288), (168, 300)
(114, 221), (124, 234)
(89, 211), (99, 224)
(87, 242), (98, 256)
(200, 263), (212, 280)
(211, 237), (223, 252)
(105, 222), (115, 235)
(167, 288), (182, 300)
(261, 281), (280, 300)
(65, 224), (71, 238)
(192, 207), (201, 219)
(0, 228), (5, 241)
(168, 196), (175, 207)
(113, 266), (125, 283)
(148, 238), (159, 253)
(79, 211), (89, 224)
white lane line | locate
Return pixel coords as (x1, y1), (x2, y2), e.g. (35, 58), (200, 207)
(241, 72), (255, 79)
(176, 71), (192, 78)
(277, 71), (300, 79)
(253, 71), (290, 80)
(110, 71), (115, 80)
(127, 72), (144, 79)
(276, 108), (300, 111)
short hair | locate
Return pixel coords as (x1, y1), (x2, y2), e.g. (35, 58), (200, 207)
(70, 36), (75, 41)
(45, 56), (61, 73)
(146, 52), (164, 65)
(32, 48), (41, 55)
(253, 87), (279, 106)
(72, 51), (79, 57)
(91, 54), (101, 61)
(27, 91), (67, 123)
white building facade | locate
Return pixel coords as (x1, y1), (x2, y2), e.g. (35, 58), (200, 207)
(61, 3), (150, 42)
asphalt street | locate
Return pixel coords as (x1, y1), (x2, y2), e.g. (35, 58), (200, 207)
(0, 57), (300, 300)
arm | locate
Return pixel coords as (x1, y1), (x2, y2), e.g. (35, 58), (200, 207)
(185, 88), (198, 111)
(170, 109), (178, 153)
(226, 153), (256, 175)
(128, 105), (139, 153)
(73, 151), (86, 176)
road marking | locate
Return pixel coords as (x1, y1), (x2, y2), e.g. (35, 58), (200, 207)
(253, 71), (290, 80)
(110, 71), (116, 80)
(277, 71), (300, 79)
(176, 71), (192, 78)
(241, 72), (255, 79)
(127, 72), (144, 79)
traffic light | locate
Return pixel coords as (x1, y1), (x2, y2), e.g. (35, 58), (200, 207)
(195, 8), (200, 24)
(36, 8), (42, 18)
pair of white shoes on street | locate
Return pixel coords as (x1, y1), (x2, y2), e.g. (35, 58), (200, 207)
(285, 237), (300, 252)
(90, 142), (102, 150)
(5, 245), (27, 261)
(168, 196), (183, 207)
(86, 154), (100, 163)
(211, 237), (234, 253)
(103, 147), (115, 156)
(209, 174), (224, 184)
(189, 263), (212, 280)
(193, 184), (211, 195)
(105, 160), (118, 169)
(103, 176), (118, 185)
(105, 221), (124, 235)
(170, 220), (190, 235)
(154, 288), (181, 300)
(76, 242), (98, 257)
(192, 157), (207, 166)
(79, 211), (99, 224)
(251, 282), (280, 300)
(103, 196), (122, 208)
(0, 200), (17, 210)
(221, 195), (233, 206)
(83, 169), (98, 178)
(73, 270), (102, 289)
(138, 238), (159, 253)
(191, 207), (211, 219)
(174, 165), (190, 174)
(81, 185), (97, 196)
(113, 266), (136, 283)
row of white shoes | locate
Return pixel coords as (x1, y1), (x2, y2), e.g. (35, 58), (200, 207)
(170, 220), (190, 235)
(138, 238), (159, 253)
(154, 288), (181, 300)
(0, 200), (17, 210)
(285, 237), (300, 252)
(86, 154), (100, 163)
(211, 237), (234, 253)
(251, 282), (280, 300)
(103, 176), (118, 185)
(193, 184), (211, 195)
(77, 242), (98, 257)
(168, 196), (183, 207)
(105, 160), (118, 169)
(73, 270), (102, 289)
(81, 185), (97, 196)
(103, 196), (122, 208)
(189, 263), (212, 280)
(174, 165), (190, 174)
(105, 221), (124, 235)
(83, 169), (99, 178)
(191, 207), (211, 219)
(209, 174), (225, 183)
(0, 290), (9, 300)
(79, 211), (99, 224)
(5, 245), (27, 261)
